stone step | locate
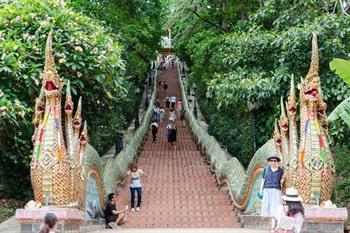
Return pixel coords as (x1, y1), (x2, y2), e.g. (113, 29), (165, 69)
(113, 64), (240, 229)
(93, 228), (268, 233)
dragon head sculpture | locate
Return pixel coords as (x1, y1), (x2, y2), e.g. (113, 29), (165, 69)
(30, 33), (88, 207)
(277, 33), (335, 204)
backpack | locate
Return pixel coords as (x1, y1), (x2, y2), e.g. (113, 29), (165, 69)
(275, 215), (296, 233)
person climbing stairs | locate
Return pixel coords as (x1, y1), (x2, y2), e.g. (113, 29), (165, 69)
(115, 60), (241, 228)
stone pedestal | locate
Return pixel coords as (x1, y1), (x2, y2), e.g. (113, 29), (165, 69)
(302, 206), (348, 233)
(16, 208), (84, 233)
(241, 206), (348, 233)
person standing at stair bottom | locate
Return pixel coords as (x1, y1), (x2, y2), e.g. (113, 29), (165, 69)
(127, 163), (146, 212)
(274, 187), (304, 233)
(167, 119), (177, 151)
(105, 192), (128, 229)
(260, 154), (284, 218)
(39, 213), (58, 233)
(151, 119), (158, 143)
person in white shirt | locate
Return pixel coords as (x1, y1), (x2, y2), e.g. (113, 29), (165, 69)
(169, 108), (176, 122)
(151, 120), (158, 143)
(167, 120), (177, 150)
(274, 187), (304, 233)
(126, 163), (147, 212)
(170, 96), (176, 109)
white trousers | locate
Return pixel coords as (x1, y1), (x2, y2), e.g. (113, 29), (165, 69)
(261, 188), (281, 218)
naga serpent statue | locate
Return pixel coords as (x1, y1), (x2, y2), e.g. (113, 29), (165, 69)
(29, 32), (155, 216)
(30, 33), (104, 209)
(179, 33), (335, 213)
(284, 33), (335, 205)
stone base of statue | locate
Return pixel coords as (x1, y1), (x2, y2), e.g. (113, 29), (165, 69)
(241, 206), (348, 233)
(16, 207), (105, 233)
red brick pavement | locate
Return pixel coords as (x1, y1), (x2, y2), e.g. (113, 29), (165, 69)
(116, 64), (241, 228)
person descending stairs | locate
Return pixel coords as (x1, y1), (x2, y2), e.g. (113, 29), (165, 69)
(116, 60), (241, 228)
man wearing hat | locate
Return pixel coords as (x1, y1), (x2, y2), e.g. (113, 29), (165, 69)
(260, 154), (284, 218)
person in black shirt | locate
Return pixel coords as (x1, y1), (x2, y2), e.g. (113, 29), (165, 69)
(105, 192), (128, 229)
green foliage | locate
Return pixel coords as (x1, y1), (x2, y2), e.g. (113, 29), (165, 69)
(330, 58), (350, 84)
(332, 144), (350, 211)
(169, 0), (350, 208)
(329, 96), (350, 128)
(0, 199), (28, 223)
(328, 58), (350, 146)
(0, 0), (155, 198)
(70, 0), (163, 79)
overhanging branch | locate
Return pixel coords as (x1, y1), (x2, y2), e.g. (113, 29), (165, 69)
(190, 6), (228, 32)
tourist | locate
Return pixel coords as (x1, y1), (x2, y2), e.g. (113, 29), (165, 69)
(165, 96), (170, 109)
(180, 109), (186, 127)
(274, 187), (304, 233)
(151, 119), (158, 143)
(158, 81), (162, 92)
(170, 95), (176, 109)
(169, 108), (176, 122)
(159, 106), (165, 123)
(155, 98), (160, 108)
(162, 81), (168, 95)
(105, 192), (128, 229)
(152, 106), (160, 123)
(39, 213), (58, 233)
(127, 163), (146, 212)
(167, 119), (177, 151)
(259, 154), (284, 218)
(176, 98), (183, 118)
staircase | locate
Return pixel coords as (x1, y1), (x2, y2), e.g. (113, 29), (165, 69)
(115, 64), (241, 228)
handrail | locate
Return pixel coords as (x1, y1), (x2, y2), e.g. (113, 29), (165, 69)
(177, 61), (273, 211)
(102, 65), (158, 197)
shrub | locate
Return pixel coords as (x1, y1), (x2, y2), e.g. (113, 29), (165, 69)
(0, 0), (133, 198)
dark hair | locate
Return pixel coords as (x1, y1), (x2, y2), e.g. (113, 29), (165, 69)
(108, 193), (115, 202)
(130, 162), (138, 171)
(39, 213), (57, 233)
(286, 201), (304, 216)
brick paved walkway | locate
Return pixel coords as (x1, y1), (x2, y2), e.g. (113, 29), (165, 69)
(96, 228), (268, 233)
(116, 64), (241, 228)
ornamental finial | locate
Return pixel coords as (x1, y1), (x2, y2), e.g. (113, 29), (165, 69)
(273, 118), (282, 150)
(43, 32), (62, 92)
(305, 33), (319, 84)
(279, 96), (288, 132)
